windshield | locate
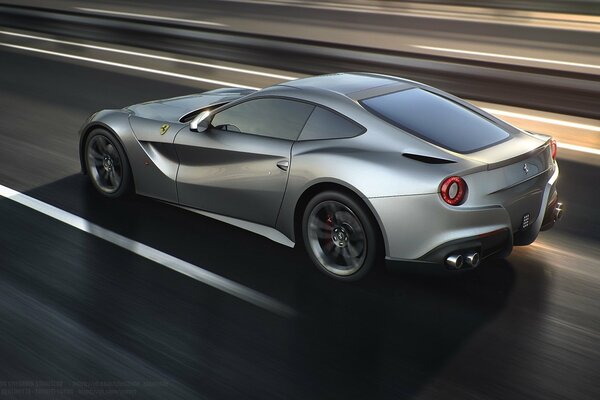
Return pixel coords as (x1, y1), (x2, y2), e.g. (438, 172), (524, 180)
(361, 88), (510, 153)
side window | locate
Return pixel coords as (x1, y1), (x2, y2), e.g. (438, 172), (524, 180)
(211, 98), (315, 141)
(298, 106), (365, 141)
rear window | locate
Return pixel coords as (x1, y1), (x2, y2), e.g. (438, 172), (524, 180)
(361, 88), (510, 153)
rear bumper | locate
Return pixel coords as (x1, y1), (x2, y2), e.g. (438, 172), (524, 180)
(540, 193), (564, 231)
(416, 228), (512, 263)
(373, 163), (560, 270)
(370, 193), (512, 261)
(513, 164), (561, 245)
(385, 228), (512, 273)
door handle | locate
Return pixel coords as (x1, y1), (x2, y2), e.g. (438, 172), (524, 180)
(276, 160), (289, 171)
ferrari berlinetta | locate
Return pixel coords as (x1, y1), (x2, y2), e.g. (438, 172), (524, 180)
(79, 73), (563, 280)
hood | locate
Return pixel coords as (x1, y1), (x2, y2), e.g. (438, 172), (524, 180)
(126, 88), (256, 123)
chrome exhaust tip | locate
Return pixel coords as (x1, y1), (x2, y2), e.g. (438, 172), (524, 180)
(465, 252), (480, 268)
(554, 202), (564, 221)
(446, 254), (464, 269)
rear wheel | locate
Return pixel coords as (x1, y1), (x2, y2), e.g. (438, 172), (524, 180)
(302, 191), (379, 281)
(84, 128), (132, 198)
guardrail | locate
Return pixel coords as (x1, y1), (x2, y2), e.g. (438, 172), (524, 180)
(1, 4), (600, 119)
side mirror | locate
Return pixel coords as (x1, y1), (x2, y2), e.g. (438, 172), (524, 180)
(190, 110), (212, 132)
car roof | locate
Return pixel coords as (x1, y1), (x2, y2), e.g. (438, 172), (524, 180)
(238, 73), (419, 122)
(279, 72), (415, 100)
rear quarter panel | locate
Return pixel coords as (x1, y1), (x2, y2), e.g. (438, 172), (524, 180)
(276, 129), (482, 242)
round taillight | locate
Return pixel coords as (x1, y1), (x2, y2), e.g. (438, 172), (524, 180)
(440, 176), (467, 206)
(550, 139), (557, 160)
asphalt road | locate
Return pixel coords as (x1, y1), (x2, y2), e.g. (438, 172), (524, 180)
(1, 45), (599, 400)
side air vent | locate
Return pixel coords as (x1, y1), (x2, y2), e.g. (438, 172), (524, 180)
(402, 153), (456, 164)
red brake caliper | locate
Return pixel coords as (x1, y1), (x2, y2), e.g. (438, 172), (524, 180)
(325, 214), (334, 245)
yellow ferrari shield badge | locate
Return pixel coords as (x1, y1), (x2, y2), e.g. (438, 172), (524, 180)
(160, 124), (170, 135)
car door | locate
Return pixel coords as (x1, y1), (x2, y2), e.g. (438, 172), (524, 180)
(174, 97), (315, 227)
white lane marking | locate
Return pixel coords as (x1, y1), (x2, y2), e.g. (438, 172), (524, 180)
(83, 0), (546, 32)
(77, 7), (227, 27)
(0, 30), (297, 81)
(414, 45), (600, 71)
(483, 108), (600, 133)
(218, 0), (600, 32)
(483, 108), (600, 156)
(0, 183), (295, 317)
(0, 42), (259, 90)
(214, 0), (470, 19)
(555, 142), (600, 156)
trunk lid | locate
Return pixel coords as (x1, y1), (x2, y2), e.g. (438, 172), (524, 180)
(467, 131), (552, 192)
(466, 131), (550, 169)
(461, 132), (554, 232)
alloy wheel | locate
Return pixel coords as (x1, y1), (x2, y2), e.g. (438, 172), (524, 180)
(86, 134), (123, 194)
(306, 200), (367, 276)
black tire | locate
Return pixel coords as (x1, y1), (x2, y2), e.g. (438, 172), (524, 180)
(302, 190), (380, 281)
(84, 128), (132, 198)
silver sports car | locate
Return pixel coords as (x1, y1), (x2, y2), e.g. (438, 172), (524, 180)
(79, 73), (563, 280)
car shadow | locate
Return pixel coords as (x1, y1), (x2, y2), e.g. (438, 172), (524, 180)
(9, 173), (531, 399)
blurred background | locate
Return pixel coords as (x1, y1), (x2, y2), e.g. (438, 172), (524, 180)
(0, 1), (599, 399)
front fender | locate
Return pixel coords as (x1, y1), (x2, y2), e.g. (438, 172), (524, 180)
(78, 109), (133, 173)
(78, 109), (178, 203)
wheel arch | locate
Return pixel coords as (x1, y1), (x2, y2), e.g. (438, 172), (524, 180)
(79, 122), (124, 174)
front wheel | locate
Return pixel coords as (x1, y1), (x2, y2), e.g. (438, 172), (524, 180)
(84, 128), (132, 198)
(302, 191), (379, 281)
